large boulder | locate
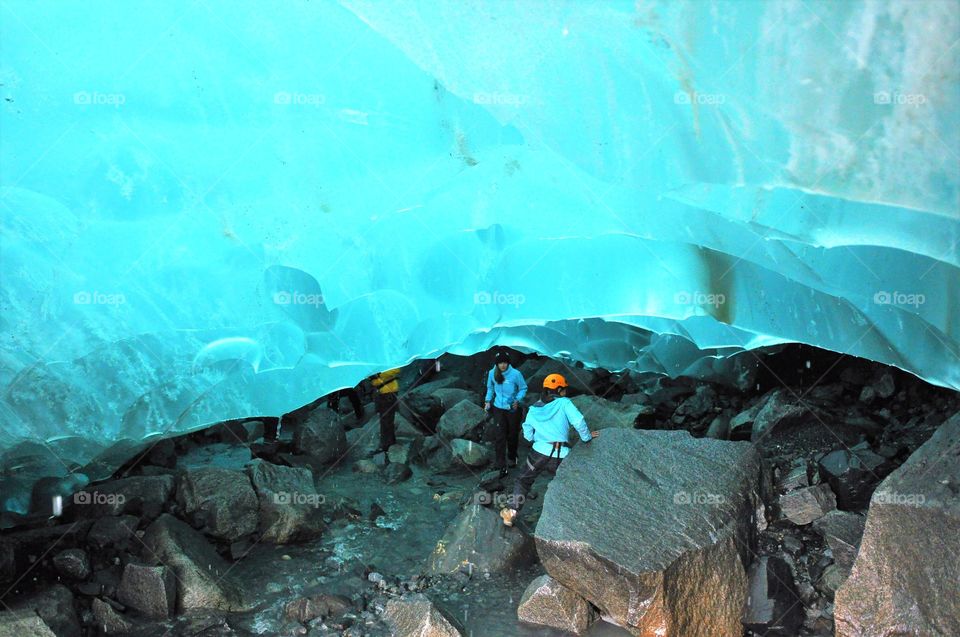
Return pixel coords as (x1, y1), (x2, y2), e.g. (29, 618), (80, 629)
(245, 459), (325, 543)
(293, 410), (348, 466)
(835, 412), (960, 637)
(176, 468), (258, 541)
(437, 400), (488, 440)
(382, 594), (463, 637)
(570, 395), (640, 430)
(535, 429), (760, 637)
(517, 574), (597, 634)
(427, 503), (536, 575)
(432, 388), (475, 410)
(398, 392), (444, 434)
(141, 514), (248, 612)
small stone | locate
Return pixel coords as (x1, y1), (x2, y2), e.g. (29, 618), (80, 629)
(779, 484), (837, 525)
(517, 575), (597, 634)
(118, 563), (176, 619)
(91, 598), (133, 634)
(52, 548), (91, 580)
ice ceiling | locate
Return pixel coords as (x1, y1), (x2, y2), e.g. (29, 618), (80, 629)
(1, 0), (958, 519)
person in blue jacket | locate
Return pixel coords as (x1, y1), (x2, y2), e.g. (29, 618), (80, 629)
(484, 349), (528, 476)
(500, 373), (599, 527)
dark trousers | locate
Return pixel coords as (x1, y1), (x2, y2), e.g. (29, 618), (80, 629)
(328, 388), (362, 419)
(375, 392), (399, 450)
(510, 450), (562, 511)
(490, 405), (521, 468)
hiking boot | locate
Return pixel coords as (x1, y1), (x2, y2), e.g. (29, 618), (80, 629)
(500, 508), (518, 527)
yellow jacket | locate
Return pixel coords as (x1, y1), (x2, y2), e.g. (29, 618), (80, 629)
(372, 368), (401, 394)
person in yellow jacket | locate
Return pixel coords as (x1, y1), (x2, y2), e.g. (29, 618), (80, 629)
(370, 368), (401, 453)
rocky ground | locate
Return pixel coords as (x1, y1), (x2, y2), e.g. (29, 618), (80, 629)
(0, 347), (957, 636)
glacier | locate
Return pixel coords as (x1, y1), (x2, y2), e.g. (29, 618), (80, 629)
(0, 0), (957, 521)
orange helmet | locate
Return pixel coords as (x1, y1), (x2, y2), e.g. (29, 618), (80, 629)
(543, 373), (568, 390)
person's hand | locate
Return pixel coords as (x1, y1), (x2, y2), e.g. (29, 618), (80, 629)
(511, 401), (519, 411)
(484, 401), (491, 411)
(590, 430), (600, 438)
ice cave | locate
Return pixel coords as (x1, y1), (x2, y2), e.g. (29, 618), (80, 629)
(0, 1), (958, 636)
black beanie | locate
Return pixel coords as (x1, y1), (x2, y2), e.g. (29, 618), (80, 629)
(494, 350), (510, 365)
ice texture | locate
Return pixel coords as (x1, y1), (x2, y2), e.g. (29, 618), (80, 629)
(0, 0), (957, 520)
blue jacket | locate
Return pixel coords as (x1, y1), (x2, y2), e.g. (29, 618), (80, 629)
(485, 365), (528, 410)
(522, 397), (591, 458)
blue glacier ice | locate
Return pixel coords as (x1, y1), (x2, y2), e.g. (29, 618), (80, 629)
(0, 0), (957, 520)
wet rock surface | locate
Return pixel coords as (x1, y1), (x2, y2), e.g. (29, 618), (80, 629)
(428, 503), (536, 576)
(382, 593), (464, 637)
(176, 467), (259, 541)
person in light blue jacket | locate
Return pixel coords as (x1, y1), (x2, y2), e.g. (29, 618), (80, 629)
(484, 349), (528, 475)
(500, 372), (598, 527)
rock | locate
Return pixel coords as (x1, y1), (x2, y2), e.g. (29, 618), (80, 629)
(145, 438), (177, 468)
(141, 514), (247, 612)
(816, 562), (849, 600)
(432, 388), (475, 410)
(570, 395), (640, 429)
(535, 429), (760, 637)
(812, 511), (866, 569)
(52, 548), (91, 580)
(118, 563), (177, 619)
(388, 438), (423, 465)
(245, 459), (325, 543)
(817, 446), (890, 510)
(749, 389), (809, 442)
(176, 467), (258, 541)
(778, 458), (810, 492)
(450, 438), (493, 468)
(424, 441), (457, 473)
(427, 503), (535, 575)
(398, 392), (444, 434)
(0, 610), (57, 636)
(674, 385), (718, 420)
(352, 459), (379, 474)
(858, 385), (877, 404)
(741, 555), (804, 636)
(12, 585), (81, 637)
(87, 515), (139, 549)
(293, 410), (349, 466)
(384, 463), (413, 484)
(437, 400), (488, 440)
(779, 484), (837, 525)
(382, 594), (463, 637)
(873, 372), (896, 399)
(90, 598), (133, 634)
(705, 415), (729, 439)
(835, 412), (960, 637)
(728, 401), (762, 440)
(72, 474), (175, 519)
(283, 593), (352, 623)
(517, 574), (597, 634)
